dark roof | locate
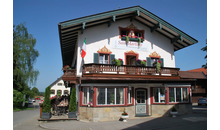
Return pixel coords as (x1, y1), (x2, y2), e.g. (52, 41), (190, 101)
(179, 71), (206, 79)
(58, 5), (198, 67)
(48, 77), (62, 87)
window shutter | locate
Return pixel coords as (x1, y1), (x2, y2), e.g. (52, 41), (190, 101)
(93, 53), (99, 63)
(110, 54), (115, 64)
(147, 57), (151, 66)
(159, 58), (164, 67)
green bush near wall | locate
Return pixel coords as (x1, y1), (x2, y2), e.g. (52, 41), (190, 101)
(42, 86), (51, 113)
(69, 88), (77, 112)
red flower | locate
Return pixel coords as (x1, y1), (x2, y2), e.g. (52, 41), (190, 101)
(122, 113), (128, 115)
(143, 60), (147, 62)
(158, 61), (162, 63)
(118, 58), (123, 61)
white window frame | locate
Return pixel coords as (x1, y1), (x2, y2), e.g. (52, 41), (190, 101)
(127, 90), (132, 104)
(153, 88), (165, 103)
(169, 87), (189, 103)
(97, 87), (125, 105)
(99, 54), (109, 64)
(82, 87), (93, 105)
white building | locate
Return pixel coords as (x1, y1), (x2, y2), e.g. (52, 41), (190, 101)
(49, 77), (71, 97)
(58, 6), (198, 122)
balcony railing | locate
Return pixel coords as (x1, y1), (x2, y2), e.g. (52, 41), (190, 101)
(83, 63), (179, 77)
(62, 69), (76, 79)
(62, 64), (180, 81)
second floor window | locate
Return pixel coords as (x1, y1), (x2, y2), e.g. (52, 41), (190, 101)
(99, 54), (109, 64)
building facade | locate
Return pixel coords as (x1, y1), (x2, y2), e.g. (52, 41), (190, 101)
(58, 6), (198, 122)
(49, 77), (71, 97)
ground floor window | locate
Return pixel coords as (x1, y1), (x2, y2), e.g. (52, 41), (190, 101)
(169, 87), (188, 103)
(83, 87), (93, 105)
(153, 88), (165, 103)
(127, 89), (132, 104)
(97, 87), (124, 105)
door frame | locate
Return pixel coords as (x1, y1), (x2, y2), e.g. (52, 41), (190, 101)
(135, 88), (148, 116)
(124, 51), (139, 65)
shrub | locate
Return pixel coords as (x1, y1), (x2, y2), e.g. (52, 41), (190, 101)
(13, 89), (24, 108)
(69, 88), (77, 112)
(42, 86), (51, 113)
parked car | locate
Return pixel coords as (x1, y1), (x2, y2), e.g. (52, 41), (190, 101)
(32, 98), (36, 102)
(198, 97), (207, 106)
(28, 99), (33, 104)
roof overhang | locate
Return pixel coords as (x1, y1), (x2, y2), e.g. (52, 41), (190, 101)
(58, 5), (198, 67)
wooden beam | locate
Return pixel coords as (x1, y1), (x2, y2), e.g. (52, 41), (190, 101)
(151, 23), (161, 32)
(81, 22), (86, 34)
(171, 35), (181, 44)
(108, 15), (116, 27)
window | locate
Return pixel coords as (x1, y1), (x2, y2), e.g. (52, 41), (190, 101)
(169, 87), (189, 103)
(97, 87), (124, 105)
(57, 83), (62, 86)
(153, 88), (165, 103)
(182, 88), (188, 101)
(64, 90), (69, 94)
(51, 89), (55, 94)
(127, 89), (132, 104)
(151, 58), (159, 66)
(99, 54), (109, 64)
(169, 88), (175, 102)
(83, 87), (93, 105)
(57, 90), (62, 95)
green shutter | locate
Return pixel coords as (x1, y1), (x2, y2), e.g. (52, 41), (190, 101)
(147, 57), (151, 66)
(159, 58), (164, 67)
(110, 54), (115, 64)
(93, 53), (99, 63)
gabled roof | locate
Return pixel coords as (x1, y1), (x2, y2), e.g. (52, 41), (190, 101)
(48, 77), (62, 87)
(187, 68), (207, 76)
(58, 5), (198, 67)
(179, 71), (206, 79)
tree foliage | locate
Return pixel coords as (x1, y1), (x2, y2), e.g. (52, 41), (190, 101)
(201, 40), (207, 68)
(32, 87), (40, 96)
(13, 23), (40, 108)
(13, 23), (39, 91)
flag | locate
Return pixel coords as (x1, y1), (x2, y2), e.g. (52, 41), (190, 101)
(81, 38), (86, 58)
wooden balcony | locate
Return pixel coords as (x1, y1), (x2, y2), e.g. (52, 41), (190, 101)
(82, 63), (180, 79)
(62, 69), (77, 82)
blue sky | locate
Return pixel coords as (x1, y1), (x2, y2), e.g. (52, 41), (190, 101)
(12, 0), (207, 92)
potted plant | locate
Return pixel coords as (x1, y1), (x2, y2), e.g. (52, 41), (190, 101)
(87, 102), (92, 107)
(136, 59), (142, 66)
(156, 60), (162, 73)
(120, 108), (129, 122)
(68, 88), (77, 118)
(62, 65), (70, 70)
(170, 106), (178, 117)
(112, 58), (123, 67)
(141, 60), (147, 66)
(41, 86), (51, 119)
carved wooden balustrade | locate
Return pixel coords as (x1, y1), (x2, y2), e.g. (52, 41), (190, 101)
(82, 63), (179, 77)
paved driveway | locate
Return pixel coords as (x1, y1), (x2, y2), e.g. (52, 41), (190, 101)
(13, 100), (40, 127)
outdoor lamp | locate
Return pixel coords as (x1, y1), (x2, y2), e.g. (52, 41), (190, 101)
(90, 86), (94, 94)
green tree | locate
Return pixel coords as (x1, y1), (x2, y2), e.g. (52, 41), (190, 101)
(13, 23), (39, 91)
(32, 87), (40, 96)
(201, 40), (207, 68)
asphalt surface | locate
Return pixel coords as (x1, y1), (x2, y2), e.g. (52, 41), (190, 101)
(13, 100), (40, 127)
(13, 104), (207, 130)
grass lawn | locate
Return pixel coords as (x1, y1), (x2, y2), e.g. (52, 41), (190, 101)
(13, 107), (35, 112)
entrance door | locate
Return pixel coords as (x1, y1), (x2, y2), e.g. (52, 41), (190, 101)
(135, 89), (147, 116)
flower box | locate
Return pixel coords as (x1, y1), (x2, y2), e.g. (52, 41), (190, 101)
(121, 37), (144, 43)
